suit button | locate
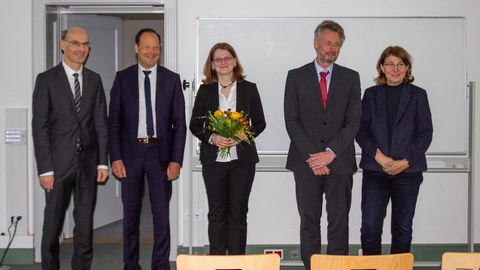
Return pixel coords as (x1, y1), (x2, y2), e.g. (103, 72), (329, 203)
(324, 122), (327, 125)
(321, 140), (325, 143)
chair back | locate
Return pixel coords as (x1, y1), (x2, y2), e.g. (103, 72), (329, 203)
(311, 253), (414, 270)
(176, 254), (280, 270)
(441, 252), (480, 270)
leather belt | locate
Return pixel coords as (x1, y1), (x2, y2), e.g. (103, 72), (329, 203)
(136, 137), (159, 144)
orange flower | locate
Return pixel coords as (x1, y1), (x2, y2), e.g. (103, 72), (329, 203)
(231, 111), (241, 120)
(213, 109), (223, 117)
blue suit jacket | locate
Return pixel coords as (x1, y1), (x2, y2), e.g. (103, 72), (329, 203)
(108, 64), (186, 169)
(356, 83), (433, 172)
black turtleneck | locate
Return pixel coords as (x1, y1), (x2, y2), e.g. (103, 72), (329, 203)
(385, 84), (403, 153)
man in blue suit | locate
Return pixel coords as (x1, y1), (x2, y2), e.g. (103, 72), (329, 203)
(108, 28), (186, 270)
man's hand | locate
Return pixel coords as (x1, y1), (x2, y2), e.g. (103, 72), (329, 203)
(167, 162), (181, 181)
(97, 169), (109, 183)
(307, 150), (335, 169)
(383, 159), (410, 175)
(39, 175), (54, 192)
(312, 165), (330, 176)
(112, 160), (126, 179)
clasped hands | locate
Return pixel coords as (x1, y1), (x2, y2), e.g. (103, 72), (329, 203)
(307, 150), (335, 176)
(211, 133), (245, 148)
(375, 149), (410, 175)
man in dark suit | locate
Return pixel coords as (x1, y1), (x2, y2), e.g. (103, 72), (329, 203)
(108, 28), (186, 270)
(284, 20), (362, 270)
(32, 27), (108, 270)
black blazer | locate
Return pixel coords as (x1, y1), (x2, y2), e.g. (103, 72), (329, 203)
(356, 83), (433, 172)
(189, 80), (266, 165)
(32, 64), (108, 177)
(284, 62), (362, 174)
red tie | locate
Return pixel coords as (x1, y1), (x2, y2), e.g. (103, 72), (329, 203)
(320, 71), (329, 108)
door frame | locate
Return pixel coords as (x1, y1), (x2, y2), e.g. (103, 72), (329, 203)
(32, 0), (178, 263)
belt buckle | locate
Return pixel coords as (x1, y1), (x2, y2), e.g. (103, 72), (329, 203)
(138, 137), (148, 144)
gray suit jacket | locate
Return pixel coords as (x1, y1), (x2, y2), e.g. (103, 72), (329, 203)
(32, 63), (108, 178)
(284, 61), (361, 174)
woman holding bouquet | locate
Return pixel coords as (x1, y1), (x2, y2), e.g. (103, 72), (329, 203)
(356, 46), (433, 255)
(189, 42), (266, 255)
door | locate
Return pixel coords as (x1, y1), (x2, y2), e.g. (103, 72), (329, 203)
(61, 14), (124, 235)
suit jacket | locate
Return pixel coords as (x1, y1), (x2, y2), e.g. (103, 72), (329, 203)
(108, 64), (186, 169)
(356, 83), (433, 172)
(284, 62), (362, 174)
(189, 80), (266, 165)
(32, 63), (108, 177)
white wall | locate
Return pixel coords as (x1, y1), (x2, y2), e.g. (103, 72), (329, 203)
(0, 0), (33, 248)
(0, 0), (479, 256)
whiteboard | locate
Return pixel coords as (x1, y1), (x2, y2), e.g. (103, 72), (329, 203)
(196, 17), (467, 155)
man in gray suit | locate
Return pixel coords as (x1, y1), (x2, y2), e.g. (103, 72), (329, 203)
(284, 20), (361, 270)
(32, 27), (108, 270)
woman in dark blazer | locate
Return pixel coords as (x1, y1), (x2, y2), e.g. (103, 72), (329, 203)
(189, 42), (266, 255)
(356, 46), (433, 255)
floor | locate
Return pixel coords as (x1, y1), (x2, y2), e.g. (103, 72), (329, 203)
(5, 192), (440, 269)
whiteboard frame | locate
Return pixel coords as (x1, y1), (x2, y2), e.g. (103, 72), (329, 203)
(194, 16), (468, 158)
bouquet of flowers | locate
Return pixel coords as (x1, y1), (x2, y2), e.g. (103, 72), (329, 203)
(207, 108), (255, 158)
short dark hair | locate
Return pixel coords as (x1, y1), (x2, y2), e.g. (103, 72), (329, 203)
(135, 28), (161, 45)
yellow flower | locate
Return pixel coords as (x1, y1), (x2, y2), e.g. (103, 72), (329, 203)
(231, 111), (241, 120)
(213, 109), (223, 117)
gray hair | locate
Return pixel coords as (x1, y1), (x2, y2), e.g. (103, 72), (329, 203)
(314, 20), (345, 45)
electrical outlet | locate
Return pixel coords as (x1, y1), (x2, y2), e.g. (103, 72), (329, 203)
(290, 250), (299, 259)
(264, 249), (283, 259)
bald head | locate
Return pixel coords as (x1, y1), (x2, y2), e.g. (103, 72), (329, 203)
(60, 26), (90, 71)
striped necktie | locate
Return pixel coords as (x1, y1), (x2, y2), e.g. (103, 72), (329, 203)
(73, 73), (81, 115)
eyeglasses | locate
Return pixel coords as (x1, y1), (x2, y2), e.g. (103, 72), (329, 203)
(64, 40), (90, 48)
(213, 56), (234, 64)
(319, 41), (342, 49)
(383, 63), (406, 70)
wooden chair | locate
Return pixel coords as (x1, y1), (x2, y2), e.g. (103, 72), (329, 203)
(441, 252), (480, 270)
(176, 253), (280, 270)
(311, 253), (414, 270)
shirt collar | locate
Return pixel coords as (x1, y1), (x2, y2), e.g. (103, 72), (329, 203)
(314, 59), (333, 76)
(138, 63), (158, 74)
(62, 61), (83, 77)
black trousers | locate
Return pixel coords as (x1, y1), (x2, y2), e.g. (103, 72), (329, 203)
(41, 170), (97, 270)
(294, 171), (353, 270)
(202, 161), (256, 255)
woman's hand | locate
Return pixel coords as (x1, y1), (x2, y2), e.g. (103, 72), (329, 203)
(383, 159), (410, 175)
(375, 149), (394, 167)
(212, 134), (238, 147)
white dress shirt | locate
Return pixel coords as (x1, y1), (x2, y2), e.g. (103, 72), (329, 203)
(216, 81), (238, 162)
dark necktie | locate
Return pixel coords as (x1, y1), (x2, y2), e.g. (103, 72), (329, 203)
(73, 73), (81, 115)
(319, 71), (329, 108)
(143, 70), (154, 137)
